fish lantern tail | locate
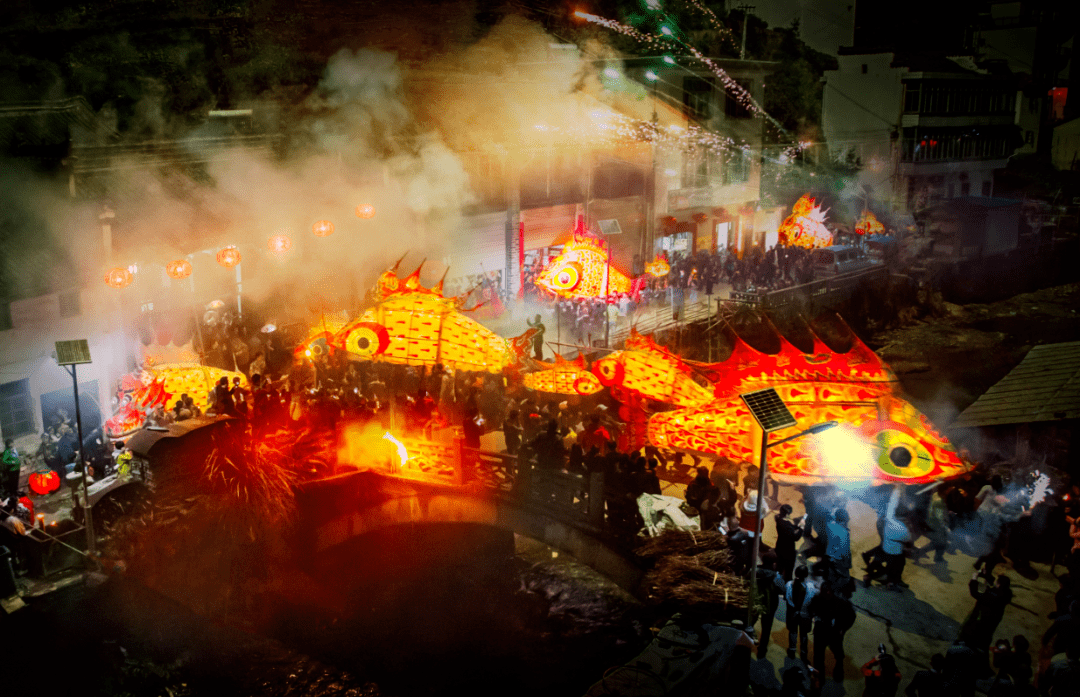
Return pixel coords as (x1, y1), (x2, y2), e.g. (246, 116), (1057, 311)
(509, 327), (540, 360)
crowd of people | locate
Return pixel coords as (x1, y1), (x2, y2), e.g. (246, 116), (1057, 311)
(674, 456), (1080, 697)
(518, 244), (827, 348)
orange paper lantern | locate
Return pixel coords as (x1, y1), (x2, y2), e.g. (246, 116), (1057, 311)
(312, 220), (334, 237)
(216, 245), (242, 268)
(165, 259), (192, 279)
(105, 267), (133, 289)
(355, 203), (376, 219)
(268, 234), (292, 253)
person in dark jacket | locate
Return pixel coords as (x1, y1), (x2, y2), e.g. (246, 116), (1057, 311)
(503, 410), (521, 456)
(961, 571), (1013, 652)
(785, 565), (817, 661)
(813, 582), (856, 682)
(906, 654), (947, 697)
(775, 504), (805, 581)
(685, 466), (716, 513)
(530, 419), (564, 470)
(755, 552), (786, 659)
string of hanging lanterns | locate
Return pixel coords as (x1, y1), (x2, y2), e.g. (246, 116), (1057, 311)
(106, 205), (376, 288)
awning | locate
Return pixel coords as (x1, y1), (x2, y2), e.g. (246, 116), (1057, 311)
(125, 415), (237, 458)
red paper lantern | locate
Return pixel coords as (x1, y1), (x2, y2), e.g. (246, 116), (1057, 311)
(216, 245), (242, 268)
(28, 470), (61, 495)
(166, 259), (192, 279)
(312, 220), (334, 237)
(268, 234), (292, 253)
(105, 267), (133, 289)
(355, 203), (376, 219)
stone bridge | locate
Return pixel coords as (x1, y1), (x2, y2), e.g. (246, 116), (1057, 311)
(293, 437), (646, 594)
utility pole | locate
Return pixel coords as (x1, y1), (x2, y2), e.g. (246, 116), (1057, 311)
(737, 5), (756, 59)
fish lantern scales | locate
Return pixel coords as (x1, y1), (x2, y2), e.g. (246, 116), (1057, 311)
(216, 245), (241, 268)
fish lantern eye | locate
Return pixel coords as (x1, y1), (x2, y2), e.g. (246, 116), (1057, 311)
(889, 446), (912, 469)
(870, 427), (935, 479)
(550, 262), (582, 291)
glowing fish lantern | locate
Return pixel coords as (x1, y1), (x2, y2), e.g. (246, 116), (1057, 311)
(523, 355), (604, 395)
(608, 323), (971, 486)
(644, 254), (671, 278)
(356, 204), (376, 219)
(855, 209), (885, 236)
(592, 331), (714, 409)
(166, 259), (192, 280)
(105, 267), (133, 289)
(104, 363), (248, 437)
(216, 245), (241, 268)
(312, 220), (334, 237)
(268, 233), (292, 254)
(331, 260), (536, 373)
(778, 194), (833, 249)
(535, 221), (646, 301)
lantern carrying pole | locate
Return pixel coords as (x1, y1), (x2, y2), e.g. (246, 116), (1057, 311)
(67, 363), (96, 560)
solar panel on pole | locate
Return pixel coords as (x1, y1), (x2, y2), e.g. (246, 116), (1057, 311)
(54, 339), (92, 366)
(740, 387), (797, 433)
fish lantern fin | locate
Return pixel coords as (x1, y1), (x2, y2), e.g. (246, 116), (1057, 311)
(433, 267), (449, 296)
(573, 354), (586, 368)
(390, 252), (408, 272)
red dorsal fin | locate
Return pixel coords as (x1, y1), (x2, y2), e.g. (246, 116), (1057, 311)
(573, 354), (586, 368)
(762, 314), (803, 359)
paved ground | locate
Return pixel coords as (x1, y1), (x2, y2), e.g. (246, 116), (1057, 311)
(654, 472), (1058, 696)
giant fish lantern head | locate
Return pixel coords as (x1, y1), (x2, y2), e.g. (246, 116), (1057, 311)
(778, 194), (833, 249)
(523, 355), (604, 395)
(644, 254), (670, 278)
(646, 390), (971, 486)
(334, 262), (534, 373)
(535, 232), (635, 300)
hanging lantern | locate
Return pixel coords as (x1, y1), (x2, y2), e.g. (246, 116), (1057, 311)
(216, 245), (242, 268)
(105, 267), (133, 289)
(355, 203), (376, 219)
(312, 220), (334, 237)
(165, 259), (192, 279)
(28, 470), (61, 496)
(268, 234), (292, 254)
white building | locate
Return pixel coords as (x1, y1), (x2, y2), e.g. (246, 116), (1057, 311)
(822, 51), (1031, 213)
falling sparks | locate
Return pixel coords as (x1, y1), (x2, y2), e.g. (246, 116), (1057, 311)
(382, 431), (408, 468)
(573, 9), (789, 137)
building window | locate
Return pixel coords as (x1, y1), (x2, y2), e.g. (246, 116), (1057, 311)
(861, 64), (868, 74)
(0, 379), (34, 439)
(982, 181), (992, 196)
(904, 83), (921, 113)
(961, 182), (970, 196)
(684, 76), (714, 121)
(724, 150), (750, 184)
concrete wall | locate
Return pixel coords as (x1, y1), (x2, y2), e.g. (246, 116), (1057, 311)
(0, 287), (132, 444)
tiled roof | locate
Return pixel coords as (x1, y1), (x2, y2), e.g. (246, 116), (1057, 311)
(951, 341), (1080, 428)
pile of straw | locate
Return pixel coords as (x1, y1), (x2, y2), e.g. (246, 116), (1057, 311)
(635, 529), (749, 614)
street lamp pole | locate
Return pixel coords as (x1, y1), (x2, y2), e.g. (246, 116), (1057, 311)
(746, 420), (837, 629)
